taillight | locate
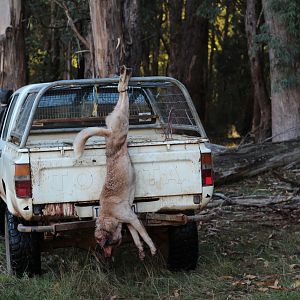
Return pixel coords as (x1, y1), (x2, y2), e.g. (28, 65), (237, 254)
(15, 164), (32, 198)
(201, 153), (213, 186)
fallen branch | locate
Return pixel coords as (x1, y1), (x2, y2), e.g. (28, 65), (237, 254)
(272, 170), (300, 188)
(211, 139), (300, 185)
(195, 194), (300, 225)
(209, 194), (299, 208)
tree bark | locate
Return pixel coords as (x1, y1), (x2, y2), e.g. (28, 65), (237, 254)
(83, 25), (95, 79)
(245, 0), (271, 142)
(222, 0), (231, 46)
(168, 0), (183, 79)
(168, 0), (208, 122)
(89, 0), (122, 77)
(206, 26), (216, 126)
(151, 7), (161, 76)
(122, 0), (142, 76)
(89, 0), (141, 77)
(262, 0), (300, 142)
(0, 0), (25, 90)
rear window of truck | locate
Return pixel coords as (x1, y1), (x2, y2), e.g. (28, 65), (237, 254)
(10, 80), (202, 143)
(32, 86), (156, 129)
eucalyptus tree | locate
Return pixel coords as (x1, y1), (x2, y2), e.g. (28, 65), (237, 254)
(168, 0), (209, 121)
(0, 0), (25, 90)
(262, 0), (300, 142)
(89, 0), (141, 77)
(245, 0), (271, 142)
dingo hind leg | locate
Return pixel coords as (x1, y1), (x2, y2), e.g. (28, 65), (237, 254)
(118, 66), (132, 93)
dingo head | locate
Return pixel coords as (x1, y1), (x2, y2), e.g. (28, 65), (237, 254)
(95, 217), (122, 257)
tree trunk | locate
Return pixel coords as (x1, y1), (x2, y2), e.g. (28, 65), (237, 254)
(48, 0), (60, 81)
(206, 26), (216, 126)
(245, 0), (271, 142)
(122, 0), (142, 76)
(168, 0), (208, 122)
(222, 0), (231, 46)
(89, 0), (141, 77)
(0, 0), (25, 90)
(151, 4), (162, 76)
(83, 25), (95, 79)
(89, 0), (122, 77)
(262, 0), (300, 142)
(141, 38), (150, 75)
(168, 0), (183, 79)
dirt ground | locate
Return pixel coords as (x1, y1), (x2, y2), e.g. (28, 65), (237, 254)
(196, 168), (300, 299)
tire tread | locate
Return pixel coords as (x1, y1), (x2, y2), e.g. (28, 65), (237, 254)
(5, 209), (41, 276)
(168, 222), (199, 271)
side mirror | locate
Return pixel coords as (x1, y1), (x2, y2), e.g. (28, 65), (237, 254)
(0, 89), (13, 107)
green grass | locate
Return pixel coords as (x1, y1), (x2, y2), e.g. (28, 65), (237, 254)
(1, 219), (300, 299)
(0, 171), (299, 299)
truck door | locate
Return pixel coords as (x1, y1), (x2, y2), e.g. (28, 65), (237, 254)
(0, 94), (18, 198)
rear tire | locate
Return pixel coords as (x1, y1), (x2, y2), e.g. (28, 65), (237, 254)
(0, 200), (5, 236)
(5, 209), (41, 276)
(167, 221), (199, 271)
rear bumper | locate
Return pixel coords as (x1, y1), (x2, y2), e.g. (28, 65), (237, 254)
(18, 219), (95, 233)
(31, 191), (214, 220)
(18, 212), (204, 233)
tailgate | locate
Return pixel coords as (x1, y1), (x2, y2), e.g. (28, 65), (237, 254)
(30, 141), (202, 204)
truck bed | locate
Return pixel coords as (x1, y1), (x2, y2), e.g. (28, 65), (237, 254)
(29, 131), (204, 205)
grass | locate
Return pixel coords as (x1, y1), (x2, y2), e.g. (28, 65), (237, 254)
(1, 220), (300, 299)
(1, 172), (300, 299)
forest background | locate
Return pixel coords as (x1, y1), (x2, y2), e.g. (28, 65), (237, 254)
(1, 2), (300, 298)
(0, 0), (300, 143)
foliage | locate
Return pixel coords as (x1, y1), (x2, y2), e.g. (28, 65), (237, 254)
(200, 0), (253, 137)
(26, 0), (90, 83)
(139, 0), (169, 76)
(22, 0), (254, 138)
(197, 0), (222, 22)
(21, 0), (300, 139)
(258, 0), (300, 90)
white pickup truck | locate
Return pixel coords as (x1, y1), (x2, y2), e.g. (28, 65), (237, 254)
(0, 77), (213, 276)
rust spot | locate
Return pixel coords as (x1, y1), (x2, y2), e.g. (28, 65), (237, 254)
(43, 203), (76, 217)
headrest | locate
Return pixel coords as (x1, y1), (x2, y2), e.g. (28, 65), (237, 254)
(0, 89), (13, 105)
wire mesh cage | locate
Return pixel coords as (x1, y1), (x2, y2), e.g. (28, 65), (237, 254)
(33, 85), (156, 125)
(11, 78), (203, 142)
(146, 84), (197, 127)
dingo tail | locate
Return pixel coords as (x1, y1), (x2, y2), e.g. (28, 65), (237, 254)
(73, 127), (111, 158)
